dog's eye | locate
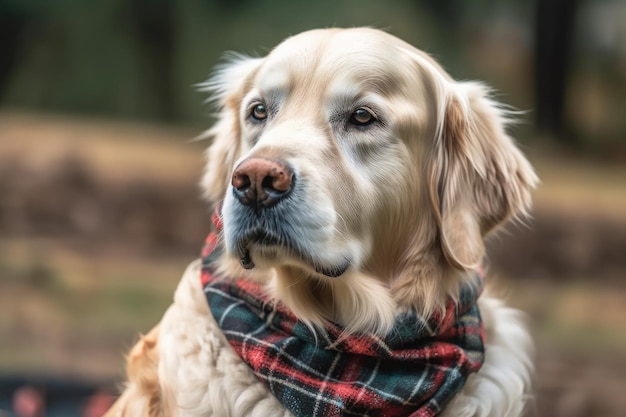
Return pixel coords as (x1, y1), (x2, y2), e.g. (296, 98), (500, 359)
(349, 108), (375, 126)
(250, 103), (268, 121)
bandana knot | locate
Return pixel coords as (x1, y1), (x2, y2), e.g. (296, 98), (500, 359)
(201, 211), (485, 417)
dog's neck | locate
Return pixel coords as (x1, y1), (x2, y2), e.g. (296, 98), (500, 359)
(263, 251), (471, 337)
(266, 265), (397, 336)
(216, 247), (472, 337)
(364, 207), (472, 325)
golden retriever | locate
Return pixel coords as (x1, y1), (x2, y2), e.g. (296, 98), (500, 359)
(105, 28), (537, 417)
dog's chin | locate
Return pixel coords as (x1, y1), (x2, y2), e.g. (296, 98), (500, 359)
(238, 242), (351, 278)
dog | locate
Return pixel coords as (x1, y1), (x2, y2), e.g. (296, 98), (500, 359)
(104, 28), (537, 417)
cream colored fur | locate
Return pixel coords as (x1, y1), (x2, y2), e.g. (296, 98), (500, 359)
(105, 27), (537, 417)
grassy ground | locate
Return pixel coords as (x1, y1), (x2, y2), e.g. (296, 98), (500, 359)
(0, 237), (189, 378)
(1, 112), (625, 415)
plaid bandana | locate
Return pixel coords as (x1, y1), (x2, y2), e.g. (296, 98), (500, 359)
(200, 210), (485, 417)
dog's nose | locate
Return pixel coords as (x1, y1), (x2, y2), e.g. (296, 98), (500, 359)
(232, 158), (294, 208)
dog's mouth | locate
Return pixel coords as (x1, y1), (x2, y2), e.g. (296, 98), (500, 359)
(234, 227), (350, 278)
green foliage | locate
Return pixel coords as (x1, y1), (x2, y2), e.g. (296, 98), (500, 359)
(1, 0), (458, 124)
(1, 0), (624, 146)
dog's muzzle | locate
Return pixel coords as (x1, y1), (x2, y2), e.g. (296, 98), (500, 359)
(227, 157), (350, 277)
(229, 157), (296, 270)
(231, 158), (294, 210)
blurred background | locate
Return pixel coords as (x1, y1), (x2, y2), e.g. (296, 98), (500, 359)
(0, 0), (625, 416)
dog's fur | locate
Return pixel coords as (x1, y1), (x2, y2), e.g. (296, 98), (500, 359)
(104, 28), (537, 417)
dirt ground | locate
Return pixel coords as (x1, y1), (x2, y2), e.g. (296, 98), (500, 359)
(1, 112), (626, 416)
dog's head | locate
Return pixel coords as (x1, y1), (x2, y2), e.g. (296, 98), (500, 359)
(200, 28), (537, 334)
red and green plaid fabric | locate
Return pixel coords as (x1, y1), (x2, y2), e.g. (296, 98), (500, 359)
(200, 213), (485, 417)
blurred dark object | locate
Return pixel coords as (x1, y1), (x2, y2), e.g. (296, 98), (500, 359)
(214, 0), (251, 12)
(424, 0), (462, 29)
(0, 376), (115, 417)
(0, 1), (39, 101)
(123, 0), (177, 121)
(534, 0), (580, 144)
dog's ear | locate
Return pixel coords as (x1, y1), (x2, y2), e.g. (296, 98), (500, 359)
(198, 55), (263, 205)
(428, 82), (538, 271)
